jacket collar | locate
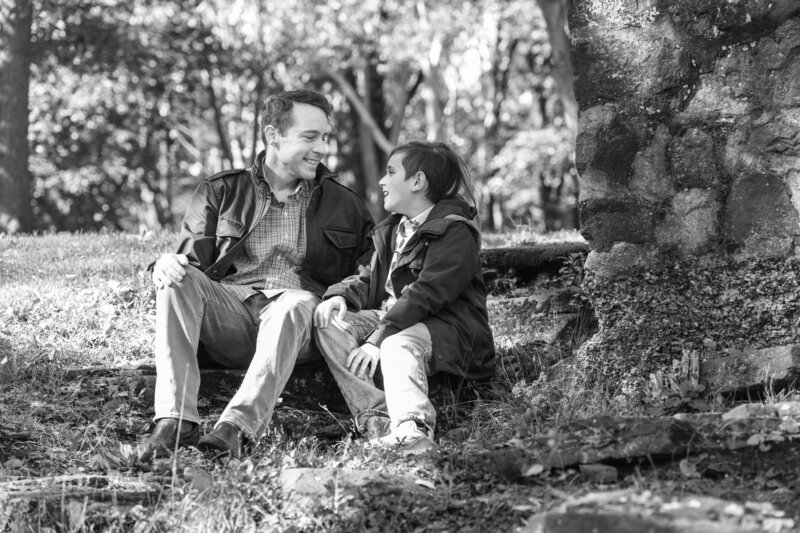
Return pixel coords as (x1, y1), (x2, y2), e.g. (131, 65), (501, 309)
(372, 197), (480, 246)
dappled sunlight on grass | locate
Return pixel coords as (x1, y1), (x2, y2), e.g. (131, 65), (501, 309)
(1, 232), (174, 369)
(482, 228), (585, 248)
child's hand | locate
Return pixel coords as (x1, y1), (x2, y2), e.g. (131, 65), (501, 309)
(347, 343), (380, 379)
(314, 296), (347, 328)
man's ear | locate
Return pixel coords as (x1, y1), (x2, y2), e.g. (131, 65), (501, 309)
(412, 171), (428, 192)
(264, 125), (279, 148)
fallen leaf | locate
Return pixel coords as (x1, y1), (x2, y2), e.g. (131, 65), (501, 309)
(521, 463), (545, 477)
(415, 479), (435, 490)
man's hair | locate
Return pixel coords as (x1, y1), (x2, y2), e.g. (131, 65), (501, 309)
(390, 141), (475, 204)
(259, 90), (333, 143)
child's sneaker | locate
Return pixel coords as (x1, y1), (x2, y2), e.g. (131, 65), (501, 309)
(369, 420), (437, 456)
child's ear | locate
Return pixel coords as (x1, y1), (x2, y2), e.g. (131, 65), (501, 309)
(412, 171), (428, 192)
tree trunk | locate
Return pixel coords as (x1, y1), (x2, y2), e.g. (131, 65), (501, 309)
(0, 0), (34, 233)
(535, 0), (577, 141)
(420, 36), (447, 142)
(207, 76), (235, 167)
(357, 53), (387, 219)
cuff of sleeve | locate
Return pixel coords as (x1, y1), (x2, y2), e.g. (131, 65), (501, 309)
(366, 324), (400, 348)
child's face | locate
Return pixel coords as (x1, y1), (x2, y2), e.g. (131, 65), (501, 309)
(379, 152), (417, 215)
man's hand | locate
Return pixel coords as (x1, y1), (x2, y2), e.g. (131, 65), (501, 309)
(313, 296), (347, 328)
(152, 253), (189, 289)
(346, 343), (380, 379)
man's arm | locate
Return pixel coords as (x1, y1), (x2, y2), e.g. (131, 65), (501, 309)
(175, 180), (220, 270)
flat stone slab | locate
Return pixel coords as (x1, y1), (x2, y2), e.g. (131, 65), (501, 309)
(703, 344), (800, 397)
(0, 474), (160, 531)
(0, 474), (158, 503)
(521, 489), (794, 533)
(505, 402), (800, 470)
(279, 467), (425, 519)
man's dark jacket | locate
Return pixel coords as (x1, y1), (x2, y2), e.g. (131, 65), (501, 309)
(175, 152), (374, 296)
(324, 198), (495, 380)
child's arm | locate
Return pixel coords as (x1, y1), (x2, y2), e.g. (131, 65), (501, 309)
(366, 223), (480, 346)
(321, 248), (377, 311)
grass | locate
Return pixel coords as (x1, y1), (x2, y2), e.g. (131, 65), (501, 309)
(0, 230), (606, 531)
(1, 231), (798, 532)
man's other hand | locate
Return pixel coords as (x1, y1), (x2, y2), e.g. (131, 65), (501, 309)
(152, 253), (189, 289)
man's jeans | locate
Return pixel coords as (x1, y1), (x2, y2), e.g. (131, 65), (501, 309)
(154, 266), (318, 439)
(314, 310), (436, 437)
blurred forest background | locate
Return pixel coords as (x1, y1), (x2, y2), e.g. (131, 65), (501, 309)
(1, 0), (578, 234)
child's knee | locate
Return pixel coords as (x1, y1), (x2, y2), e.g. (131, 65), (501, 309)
(379, 336), (420, 372)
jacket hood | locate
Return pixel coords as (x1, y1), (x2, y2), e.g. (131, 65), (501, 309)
(428, 196), (478, 221)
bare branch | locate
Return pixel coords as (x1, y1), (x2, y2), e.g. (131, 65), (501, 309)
(325, 69), (394, 155)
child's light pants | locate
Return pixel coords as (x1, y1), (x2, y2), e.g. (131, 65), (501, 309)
(153, 266), (319, 439)
(314, 309), (436, 437)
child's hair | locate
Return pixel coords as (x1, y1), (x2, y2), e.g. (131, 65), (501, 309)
(390, 141), (476, 205)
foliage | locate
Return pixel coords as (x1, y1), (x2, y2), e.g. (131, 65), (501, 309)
(20, 0), (576, 233)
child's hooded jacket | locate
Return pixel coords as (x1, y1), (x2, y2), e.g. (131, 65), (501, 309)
(323, 197), (495, 379)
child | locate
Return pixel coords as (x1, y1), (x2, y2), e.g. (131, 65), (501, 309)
(313, 141), (494, 455)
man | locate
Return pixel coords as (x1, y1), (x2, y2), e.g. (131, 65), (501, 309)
(138, 90), (374, 461)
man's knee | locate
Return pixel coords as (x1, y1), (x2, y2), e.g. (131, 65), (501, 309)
(156, 266), (206, 305)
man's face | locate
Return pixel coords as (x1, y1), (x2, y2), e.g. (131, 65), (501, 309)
(267, 102), (330, 181)
(379, 152), (417, 215)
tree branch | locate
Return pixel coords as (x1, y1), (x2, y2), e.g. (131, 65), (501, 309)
(325, 68), (394, 155)
(389, 69), (424, 145)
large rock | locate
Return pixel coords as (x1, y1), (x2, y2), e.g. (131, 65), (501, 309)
(670, 128), (718, 190)
(722, 172), (798, 255)
(656, 189), (720, 253)
(583, 242), (658, 279)
(572, 2), (800, 392)
(630, 124), (674, 202)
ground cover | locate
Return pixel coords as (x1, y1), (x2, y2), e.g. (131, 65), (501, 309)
(0, 231), (798, 532)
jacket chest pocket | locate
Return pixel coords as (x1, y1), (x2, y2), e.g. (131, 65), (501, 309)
(319, 226), (358, 282)
(217, 217), (246, 238)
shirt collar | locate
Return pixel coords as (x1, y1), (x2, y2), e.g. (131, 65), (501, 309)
(260, 161), (309, 197)
(400, 205), (434, 230)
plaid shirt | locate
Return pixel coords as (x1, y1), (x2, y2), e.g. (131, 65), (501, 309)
(382, 206), (434, 311)
(220, 171), (312, 301)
